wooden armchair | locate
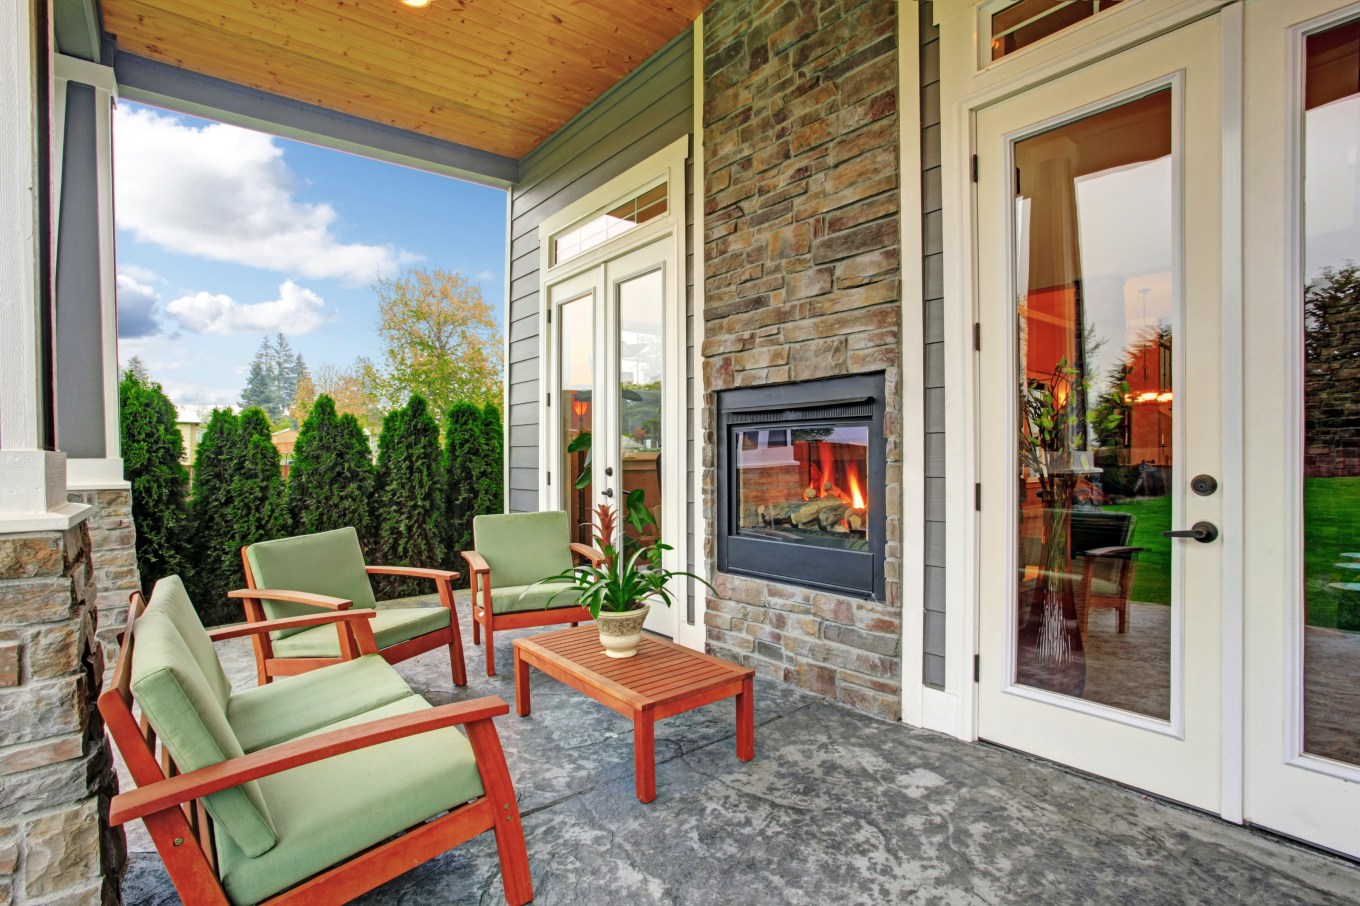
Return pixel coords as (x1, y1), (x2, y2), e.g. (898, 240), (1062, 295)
(98, 575), (532, 906)
(462, 511), (606, 675)
(239, 526), (466, 687)
(1069, 509), (1144, 634)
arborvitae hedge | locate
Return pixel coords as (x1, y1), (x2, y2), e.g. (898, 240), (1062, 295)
(229, 407), (289, 562)
(119, 373), (189, 594)
(188, 408), (243, 625)
(372, 395), (447, 598)
(477, 403), (505, 518)
(288, 394), (374, 542)
(443, 401), (482, 573)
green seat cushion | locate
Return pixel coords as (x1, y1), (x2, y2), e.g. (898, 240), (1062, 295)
(244, 528), (377, 638)
(473, 511), (574, 588)
(227, 654), (415, 752)
(269, 605), (449, 658)
(130, 610), (277, 858)
(214, 696), (485, 906)
(489, 582), (582, 615)
(145, 575), (232, 710)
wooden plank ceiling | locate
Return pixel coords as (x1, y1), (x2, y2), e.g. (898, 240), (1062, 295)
(101, 0), (710, 160)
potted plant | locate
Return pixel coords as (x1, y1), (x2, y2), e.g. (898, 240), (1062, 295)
(535, 498), (713, 658)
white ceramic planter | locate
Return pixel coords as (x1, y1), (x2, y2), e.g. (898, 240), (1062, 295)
(596, 604), (650, 658)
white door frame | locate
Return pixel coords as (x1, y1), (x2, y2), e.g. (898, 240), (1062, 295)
(536, 136), (692, 644)
(925, 0), (1245, 820)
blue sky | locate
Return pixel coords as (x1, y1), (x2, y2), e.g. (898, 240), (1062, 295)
(113, 100), (508, 408)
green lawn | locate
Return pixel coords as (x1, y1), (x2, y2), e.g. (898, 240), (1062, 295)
(1098, 478), (1360, 628)
(1102, 496), (1172, 605)
(1302, 476), (1360, 630)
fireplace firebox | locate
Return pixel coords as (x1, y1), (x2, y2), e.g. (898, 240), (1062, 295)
(716, 373), (887, 600)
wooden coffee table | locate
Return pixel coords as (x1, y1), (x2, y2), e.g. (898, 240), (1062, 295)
(512, 625), (755, 802)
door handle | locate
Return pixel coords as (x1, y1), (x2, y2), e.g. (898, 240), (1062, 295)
(1163, 521), (1218, 543)
(601, 488), (614, 498)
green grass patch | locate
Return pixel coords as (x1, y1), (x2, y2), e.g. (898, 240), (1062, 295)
(1303, 476), (1360, 630)
(1102, 496), (1172, 605)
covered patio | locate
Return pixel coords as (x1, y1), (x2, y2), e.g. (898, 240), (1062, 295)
(118, 604), (1360, 905)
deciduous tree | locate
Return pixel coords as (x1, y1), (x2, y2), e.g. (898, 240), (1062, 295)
(290, 357), (384, 430)
(374, 268), (503, 417)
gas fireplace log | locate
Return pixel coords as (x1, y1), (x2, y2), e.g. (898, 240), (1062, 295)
(794, 498), (844, 528)
(817, 502), (850, 530)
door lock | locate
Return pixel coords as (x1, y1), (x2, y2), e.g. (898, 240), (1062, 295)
(604, 466), (614, 477)
(1190, 474), (1218, 496)
(601, 488), (614, 498)
(1163, 521), (1218, 543)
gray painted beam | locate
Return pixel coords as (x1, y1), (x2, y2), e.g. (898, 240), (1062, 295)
(54, 0), (101, 62)
(112, 51), (518, 188)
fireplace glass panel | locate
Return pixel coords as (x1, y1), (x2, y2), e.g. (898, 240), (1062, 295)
(734, 425), (870, 552)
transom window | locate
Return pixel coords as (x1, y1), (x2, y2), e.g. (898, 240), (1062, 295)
(552, 182), (668, 265)
(990, 0), (1125, 61)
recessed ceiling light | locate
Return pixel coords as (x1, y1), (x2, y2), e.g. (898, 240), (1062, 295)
(401, 0), (432, 7)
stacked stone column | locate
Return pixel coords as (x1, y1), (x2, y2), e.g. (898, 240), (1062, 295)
(0, 525), (124, 905)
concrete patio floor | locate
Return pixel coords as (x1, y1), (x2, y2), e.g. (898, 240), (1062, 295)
(118, 598), (1360, 905)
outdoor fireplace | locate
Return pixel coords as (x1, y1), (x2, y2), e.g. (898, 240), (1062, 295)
(716, 373), (887, 600)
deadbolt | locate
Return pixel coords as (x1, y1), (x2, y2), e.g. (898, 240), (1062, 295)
(1190, 474), (1218, 496)
(604, 466), (614, 477)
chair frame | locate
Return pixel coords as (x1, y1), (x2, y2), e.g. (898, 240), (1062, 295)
(239, 549), (467, 688)
(98, 593), (532, 906)
(462, 542), (605, 676)
(1076, 544), (1142, 634)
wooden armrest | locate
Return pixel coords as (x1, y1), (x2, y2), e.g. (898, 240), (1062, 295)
(228, 588), (352, 610)
(206, 609), (378, 642)
(1080, 546), (1144, 558)
(365, 565), (460, 582)
(461, 551), (490, 575)
(109, 696), (510, 826)
(569, 543), (608, 566)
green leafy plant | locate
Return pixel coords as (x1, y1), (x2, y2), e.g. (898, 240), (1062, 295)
(534, 503), (711, 619)
(371, 395), (447, 598)
(287, 394), (374, 541)
(119, 372), (189, 594)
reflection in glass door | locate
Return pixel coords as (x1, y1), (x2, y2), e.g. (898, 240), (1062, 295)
(1014, 89), (1175, 720)
(559, 293), (594, 547)
(618, 269), (665, 556)
(1301, 18), (1360, 767)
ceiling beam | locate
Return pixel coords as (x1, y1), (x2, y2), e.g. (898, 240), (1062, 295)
(113, 49), (519, 188)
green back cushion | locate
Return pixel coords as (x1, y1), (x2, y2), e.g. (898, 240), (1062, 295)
(130, 610), (278, 857)
(245, 528), (377, 638)
(473, 511), (575, 588)
(146, 575), (231, 708)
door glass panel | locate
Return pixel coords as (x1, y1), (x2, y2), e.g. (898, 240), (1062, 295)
(1302, 19), (1360, 766)
(1013, 89), (1174, 719)
(991, 0), (1124, 61)
(559, 294), (594, 546)
(618, 269), (664, 555)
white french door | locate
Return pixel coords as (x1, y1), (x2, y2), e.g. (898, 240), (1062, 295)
(546, 236), (684, 638)
(1241, 0), (1360, 857)
(975, 16), (1227, 811)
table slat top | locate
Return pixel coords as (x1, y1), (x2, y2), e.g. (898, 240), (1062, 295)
(514, 626), (753, 709)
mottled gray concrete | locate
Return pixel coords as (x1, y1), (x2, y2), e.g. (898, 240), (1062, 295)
(119, 597), (1360, 905)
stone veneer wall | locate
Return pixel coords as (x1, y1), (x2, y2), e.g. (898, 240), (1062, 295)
(66, 489), (141, 664)
(0, 524), (124, 904)
(701, 0), (903, 719)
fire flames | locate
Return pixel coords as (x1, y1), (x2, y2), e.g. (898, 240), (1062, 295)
(847, 464), (865, 510)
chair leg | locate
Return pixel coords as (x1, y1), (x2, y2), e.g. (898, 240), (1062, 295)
(485, 623), (496, 676)
(472, 611), (481, 645)
(448, 639), (467, 687)
(464, 720), (533, 906)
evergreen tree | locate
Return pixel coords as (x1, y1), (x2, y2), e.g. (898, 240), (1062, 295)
(288, 394), (374, 541)
(372, 395), (446, 598)
(122, 355), (151, 383)
(443, 401), (482, 575)
(240, 336), (278, 417)
(476, 402), (505, 517)
(119, 373), (189, 594)
(228, 407), (289, 557)
(240, 334), (309, 424)
(188, 408), (243, 624)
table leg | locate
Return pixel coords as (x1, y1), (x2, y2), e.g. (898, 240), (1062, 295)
(514, 650), (531, 717)
(633, 712), (656, 803)
(736, 676), (754, 762)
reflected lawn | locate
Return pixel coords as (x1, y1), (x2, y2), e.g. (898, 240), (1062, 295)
(1103, 495), (1172, 605)
(1304, 476), (1360, 630)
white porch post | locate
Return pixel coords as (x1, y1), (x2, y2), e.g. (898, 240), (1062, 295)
(0, 0), (88, 531)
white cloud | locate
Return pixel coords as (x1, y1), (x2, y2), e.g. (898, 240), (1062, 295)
(116, 271), (162, 338)
(167, 280), (328, 335)
(114, 105), (420, 284)
(119, 263), (163, 284)
(476, 270), (496, 283)
(157, 381), (241, 408)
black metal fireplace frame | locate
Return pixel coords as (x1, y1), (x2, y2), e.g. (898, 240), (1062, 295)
(716, 373), (887, 601)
